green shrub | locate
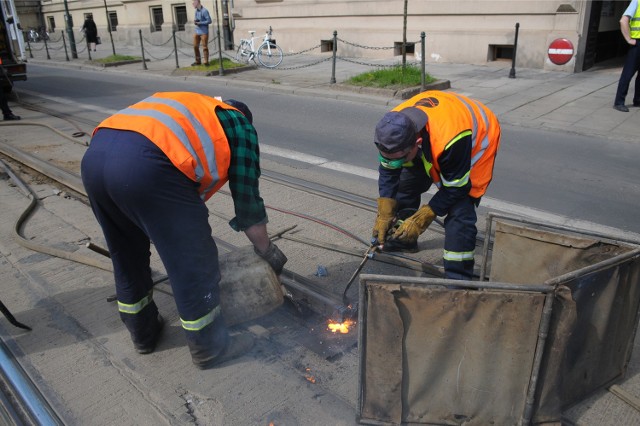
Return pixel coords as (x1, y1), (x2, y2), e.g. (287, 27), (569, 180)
(347, 64), (435, 88)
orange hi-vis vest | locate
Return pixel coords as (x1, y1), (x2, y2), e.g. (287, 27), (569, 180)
(393, 91), (501, 198)
(95, 92), (236, 201)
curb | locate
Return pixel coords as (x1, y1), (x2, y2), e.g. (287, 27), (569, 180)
(97, 59), (149, 68)
(329, 79), (451, 100)
(171, 64), (256, 77)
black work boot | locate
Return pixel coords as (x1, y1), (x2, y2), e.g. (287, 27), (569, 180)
(133, 314), (164, 354)
(3, 113), (20, 121)
(192, 333), (255, 370)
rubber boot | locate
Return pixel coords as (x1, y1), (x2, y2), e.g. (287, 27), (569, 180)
(120, 301), (164, 355)
(192, 333), (255, 370)
(133, 314), (165, 354)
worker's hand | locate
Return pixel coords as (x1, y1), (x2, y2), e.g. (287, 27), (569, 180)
(372, 197), (397, 245)
(391, 204), (436, 242)
(255, 242), (287, 274)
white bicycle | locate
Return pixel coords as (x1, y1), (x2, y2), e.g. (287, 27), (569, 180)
(235, 26), (283, 68)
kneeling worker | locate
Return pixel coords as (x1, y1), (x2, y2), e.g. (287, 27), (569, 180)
(81, 92), (287, 368)
(372, 90), (501, 280)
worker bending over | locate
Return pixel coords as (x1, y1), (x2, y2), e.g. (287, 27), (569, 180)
(372, 90), (500, 280)
(81, 93), (286, 369)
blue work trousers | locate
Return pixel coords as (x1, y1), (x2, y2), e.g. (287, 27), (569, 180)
(615, 43), (640, 107)
(397, 169), (477, 280)
(81, 129), (228, 357)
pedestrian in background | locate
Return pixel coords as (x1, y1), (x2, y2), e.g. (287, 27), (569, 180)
(613, 0), (640, 112)
(81, 92), (287, 369)
(192, 0), (212, 66)
(372, 90), (500, 281)
(81, 15), (99, 52)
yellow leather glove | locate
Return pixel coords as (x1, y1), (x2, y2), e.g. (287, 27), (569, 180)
(391, 205), (436, 242)
(372, 197), (397, 244)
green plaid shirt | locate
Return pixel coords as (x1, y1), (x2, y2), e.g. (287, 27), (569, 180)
(216, 108), (267, 231)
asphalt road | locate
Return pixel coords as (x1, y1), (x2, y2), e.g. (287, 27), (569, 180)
(19, 64), (640, 237)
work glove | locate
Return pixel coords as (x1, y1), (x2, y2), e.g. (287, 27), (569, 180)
(390, 204), (436, 243)
(372, 197), (398, 244)
(255, 242), (288, 274)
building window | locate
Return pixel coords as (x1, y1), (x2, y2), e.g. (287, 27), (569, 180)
(151, 7), (164, 32)
(174, 5), (187, 31)
(394, 42), (415, 56)
(47, 16), (56, 32)
(489, 44), (514, 61)
(109, 12), (118, 31)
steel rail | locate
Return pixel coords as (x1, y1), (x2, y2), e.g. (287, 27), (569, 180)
(0, 339), (64, 425)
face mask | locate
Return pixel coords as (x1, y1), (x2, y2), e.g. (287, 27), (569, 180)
(378, 152), (411, 170)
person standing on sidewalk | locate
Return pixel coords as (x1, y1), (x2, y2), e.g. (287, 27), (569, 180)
(81, 93), (287, 369)
(192, 0), (212, 66)
(372, 91), (500, 281)
(81, 15), (99, 52)
(613, 0), (640, 112)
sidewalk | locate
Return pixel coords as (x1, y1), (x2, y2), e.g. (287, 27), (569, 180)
(23, 38), (639, 143)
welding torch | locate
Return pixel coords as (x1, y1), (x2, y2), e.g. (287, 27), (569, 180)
(341, 238), (380, 306)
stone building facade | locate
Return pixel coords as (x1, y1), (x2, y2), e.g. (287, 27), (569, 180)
(18, 0), (632, 72)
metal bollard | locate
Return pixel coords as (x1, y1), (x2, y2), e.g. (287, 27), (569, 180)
(216, 32), (224, 76)
(509, 22), (520, 79)
(139, 30), (147, 70)
(421, 32), (426, 91)
(173, 31), (179, 69)
(25, 35), (33, 59)
(62, 33), (69, 61)
(330, 30), (337, 84)
(44, 36), (50, 60)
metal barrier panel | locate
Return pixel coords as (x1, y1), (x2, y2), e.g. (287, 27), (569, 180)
(357, 216), (640, 425)
(488, 218), (640, 423)
(357, 276), (554, 425)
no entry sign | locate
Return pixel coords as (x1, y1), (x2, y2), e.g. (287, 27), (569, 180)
(548, 38), (574, 65)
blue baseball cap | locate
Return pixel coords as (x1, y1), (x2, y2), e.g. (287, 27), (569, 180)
(374, 107), (428, 153)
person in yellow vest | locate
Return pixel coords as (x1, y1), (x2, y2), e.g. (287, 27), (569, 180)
(613, 0), (640, 112)
(81, 93), (287, 369)
(372, 90), (500, 280)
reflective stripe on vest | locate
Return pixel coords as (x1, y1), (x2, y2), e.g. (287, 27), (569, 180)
(133, 96), (221, 195)
(180, 305), (221, 331)
(631, 7), (640, 39)
(118, 290), (153, 315)
(94, 92), (232, 201)
(116, 100), (209, 185)
(443, 249), (475, 262)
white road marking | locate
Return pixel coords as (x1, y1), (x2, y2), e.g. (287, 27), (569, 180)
(21, 91), (640, 243)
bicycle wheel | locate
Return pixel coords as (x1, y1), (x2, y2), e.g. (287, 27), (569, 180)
(257, 42), (283, 68)
(235, 42), (250, 63)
